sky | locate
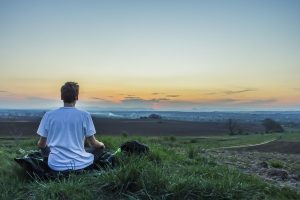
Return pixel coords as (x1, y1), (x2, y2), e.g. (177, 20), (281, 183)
(0, 0), (299, 111)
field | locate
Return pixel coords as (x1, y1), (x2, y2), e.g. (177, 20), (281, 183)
(1, 132), (300, 199)
(0, 117), (264, 137)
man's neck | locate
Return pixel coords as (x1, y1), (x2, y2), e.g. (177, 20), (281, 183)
(64, 102), (76, 107)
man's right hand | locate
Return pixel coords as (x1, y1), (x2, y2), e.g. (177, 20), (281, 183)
(86, 135), (105, 149)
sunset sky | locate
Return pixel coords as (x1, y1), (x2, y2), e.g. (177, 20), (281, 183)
(0, 0), (299, 111)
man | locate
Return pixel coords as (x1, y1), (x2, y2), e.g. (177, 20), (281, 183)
(37, 82), (105, 171)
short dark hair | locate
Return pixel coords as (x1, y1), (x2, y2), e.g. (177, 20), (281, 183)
(61, 82), (79, 103)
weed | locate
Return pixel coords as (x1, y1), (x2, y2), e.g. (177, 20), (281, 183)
(121, 131), (128, 138)
(188, 146), (197, 159)
(269, 159), (285, 169)
(190, 138), (197, 143)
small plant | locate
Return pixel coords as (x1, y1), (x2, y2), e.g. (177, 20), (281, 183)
(269, 159), (284, 169)
(190, 138), (197, 143)
(164, 136), (176, 141)
(228, 155), (238, 162)
(188, 147), (197, 159)
(121, 131), (128, 138)
(169, 136), (176, 141)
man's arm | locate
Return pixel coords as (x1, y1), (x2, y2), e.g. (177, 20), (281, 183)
(86, 135), (105, 149)
(37, 136), (47, 148)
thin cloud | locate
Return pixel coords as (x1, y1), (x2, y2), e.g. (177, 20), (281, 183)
(122, 97), (171, 105)
(121, 98), (152, 107)
(152, 92), (165, 95)
(169, 98), (275, 107)
(201, 88), (257, 96)
(124, 96), (141, 100)
(166, 95), (180, 98)
(149, 97), (277, 111)
(224, 88), (257, 95)
(123, 94), (141, 99)
(202, 91), (218, 95)
(123, 97), (143, 101)
(213, 98), (238, 103)
(90, 97), (117, 105)
(0, 90), (13, 96)
(208, 98), (276, 105)
(157, 98), (238, 107)
(92, 97), (107, 101)
(118, 93), (137, 96)
(151, 98), (170, 101)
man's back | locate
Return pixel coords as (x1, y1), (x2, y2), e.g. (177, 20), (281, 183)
(37, 107), (96, 171)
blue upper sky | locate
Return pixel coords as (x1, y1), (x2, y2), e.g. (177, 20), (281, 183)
(0, 0), (299, 111)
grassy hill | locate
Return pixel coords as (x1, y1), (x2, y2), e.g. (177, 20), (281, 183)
(0, 133), (300, 199)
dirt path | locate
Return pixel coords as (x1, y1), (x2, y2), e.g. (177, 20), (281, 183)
(209, 137), (278, 150)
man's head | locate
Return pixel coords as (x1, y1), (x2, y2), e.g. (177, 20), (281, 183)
(61, 82), (79, 103)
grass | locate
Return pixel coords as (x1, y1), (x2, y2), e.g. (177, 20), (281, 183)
(0, 133), (300, 199)
(159, 134), (278, 149)
(269, 159), (285, 169)
(278, 132), (300, 141)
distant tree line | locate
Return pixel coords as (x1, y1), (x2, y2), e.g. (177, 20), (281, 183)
(226, 118), (284, 135)
(140, 114), (162, 120)
(262, 118), (284, 133)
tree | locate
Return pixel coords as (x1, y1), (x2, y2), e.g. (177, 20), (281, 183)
(262, 118), (284, 133)
(226, 119), (245, 135)
(148, 114), (162, 119)
(227, 119), (238, 135)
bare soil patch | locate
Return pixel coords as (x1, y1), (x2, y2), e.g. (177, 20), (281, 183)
(236, 141), (300, 154)
(205, 149), (300, 192)
(0, 118), (231, 137)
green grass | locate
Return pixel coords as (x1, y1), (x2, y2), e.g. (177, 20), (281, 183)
(160, 134), (277, 149)
(0, 133), (300, 199)
(278, 132), (300, 141)
(269, 159), (285, 169)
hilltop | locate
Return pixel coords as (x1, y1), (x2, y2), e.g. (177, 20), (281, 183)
(1, 133), (300, 199)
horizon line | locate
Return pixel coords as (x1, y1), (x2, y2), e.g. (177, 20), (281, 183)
(0, 108), (299, 113)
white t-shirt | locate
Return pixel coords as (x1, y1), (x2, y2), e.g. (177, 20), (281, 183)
(37, 107), (96, 171)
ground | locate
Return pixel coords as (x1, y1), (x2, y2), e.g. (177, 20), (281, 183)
(0, 118), (263, 137)
(0, 132), (300, 199)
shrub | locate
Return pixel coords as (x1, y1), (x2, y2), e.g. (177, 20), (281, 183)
(121, 131), (128, 138)
(163, 136), (176, 141)
(169, 136), (176, 141)
(188, 146), (197, 159)
(190, 138), (197, 143)
(148, 114), (162, 119)
(262, 118), (284, 133)
(269, 159), (284, 169)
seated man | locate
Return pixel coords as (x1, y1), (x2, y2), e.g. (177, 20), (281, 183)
(37, 81), (105, 171)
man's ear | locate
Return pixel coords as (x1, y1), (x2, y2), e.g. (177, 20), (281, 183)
(75, 95), (79, 100)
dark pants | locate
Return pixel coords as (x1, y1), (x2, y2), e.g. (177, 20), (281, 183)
(41, 146), (106, 171)
(84, 147), (106, 170)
